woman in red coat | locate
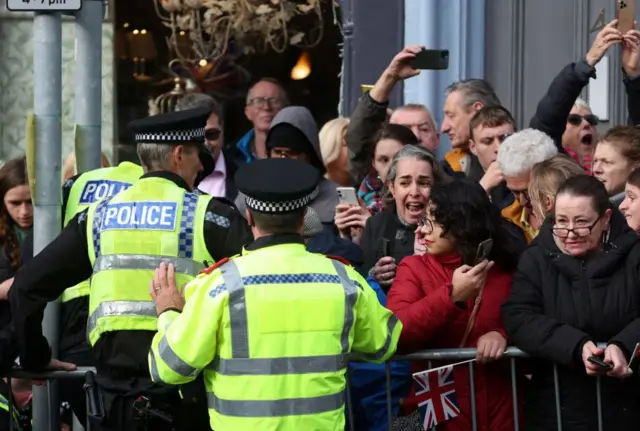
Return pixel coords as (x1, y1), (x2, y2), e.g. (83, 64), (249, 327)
(387, 178), (526, 431)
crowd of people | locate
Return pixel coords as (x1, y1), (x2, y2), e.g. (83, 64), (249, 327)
(0, 17), (638, 431)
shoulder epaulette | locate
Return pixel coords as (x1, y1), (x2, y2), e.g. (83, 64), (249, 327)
(200, 258), (229, 275)
(326, 255), (352, 267)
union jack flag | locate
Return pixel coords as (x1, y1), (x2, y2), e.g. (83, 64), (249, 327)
(413, 365), (460, 430)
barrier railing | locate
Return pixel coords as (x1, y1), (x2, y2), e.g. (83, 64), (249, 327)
(4, 346), (608, 431)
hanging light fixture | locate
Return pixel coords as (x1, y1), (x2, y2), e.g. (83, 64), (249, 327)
(291, 51), (311, 81)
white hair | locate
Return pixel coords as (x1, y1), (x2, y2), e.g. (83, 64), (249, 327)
(574, 97), (591, 111)
(497, 128), (558, 177)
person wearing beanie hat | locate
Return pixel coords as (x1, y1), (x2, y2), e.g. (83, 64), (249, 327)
(234, 106), (339, 231)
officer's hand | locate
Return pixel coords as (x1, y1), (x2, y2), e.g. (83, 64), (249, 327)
(150, 262), (185, 315)
(46, 358), (77, 372)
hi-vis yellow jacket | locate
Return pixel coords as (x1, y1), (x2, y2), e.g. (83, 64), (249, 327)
(149, 242), (401, 431)
(61, 162), (143, 303)
(86, 176), (214, 346)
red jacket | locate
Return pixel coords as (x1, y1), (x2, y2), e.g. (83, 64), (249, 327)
(387, 253), (521, 431)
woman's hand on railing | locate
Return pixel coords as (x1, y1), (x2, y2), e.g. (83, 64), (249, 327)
(476, 331), (507, 364)
(604, 344), (633, 379)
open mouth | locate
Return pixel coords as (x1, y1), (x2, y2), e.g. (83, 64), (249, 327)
(405, 202), (426, 217)
(581, 134), (594, 146)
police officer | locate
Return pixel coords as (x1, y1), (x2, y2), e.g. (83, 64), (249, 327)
(148, 158), (402, 431)
(10, 107), (252, 430)
(59, 161), (144, 428)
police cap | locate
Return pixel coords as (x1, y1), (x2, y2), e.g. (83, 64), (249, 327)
(128, 107), (210, 144)
(235, 158), (320, 214)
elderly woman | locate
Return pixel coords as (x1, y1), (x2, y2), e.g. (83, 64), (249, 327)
(527, 154), (585, 230)
(387, 178), (525, 431)
(592, 126), (640, 207)
(502, 175), (640, 430)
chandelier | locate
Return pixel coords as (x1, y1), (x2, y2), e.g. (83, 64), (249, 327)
(153, 0), (337, 62)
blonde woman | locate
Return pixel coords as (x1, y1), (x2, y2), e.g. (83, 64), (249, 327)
(528, 154), (584, 230)
(319, 117), (351, 186)
(62, 151), (111, 183)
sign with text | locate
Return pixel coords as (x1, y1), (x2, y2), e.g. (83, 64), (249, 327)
(7, 0), (82, 12)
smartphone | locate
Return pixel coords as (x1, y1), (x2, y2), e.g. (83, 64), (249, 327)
(411, 49), (450, 70)
(474, 238), (494, 265)
(618, 0), (636, 34)
(588, 356), (613, 370)
(381, 238), (390, 257)
(337, 187), (359, 206)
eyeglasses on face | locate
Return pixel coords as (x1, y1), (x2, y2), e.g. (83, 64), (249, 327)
(552, 215), (601, 238)
(247, 97), (284, 109)
(418, 216), (434, 234)
(567, 113), (599, 127)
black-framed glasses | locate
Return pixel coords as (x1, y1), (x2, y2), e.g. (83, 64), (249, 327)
(247, 97), (284, 109)
(204, 128), (221, 141)
(552, 215), (601, 238)
(418, 216), (434, 234)
(567, 113), (599, 127)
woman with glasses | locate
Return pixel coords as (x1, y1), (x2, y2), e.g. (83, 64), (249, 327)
(387, 178), (525, 431)
(502, 174), (640, 430)
(592, 126), (640, 208)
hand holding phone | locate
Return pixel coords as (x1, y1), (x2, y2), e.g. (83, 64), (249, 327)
(474, 239), (494, 265)
(337, 187), (360, 206)
(410, 49), (450, 70)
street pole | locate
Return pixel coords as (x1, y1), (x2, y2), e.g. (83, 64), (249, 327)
(32, 11), (63, 431)
(74, 0), (104, 173)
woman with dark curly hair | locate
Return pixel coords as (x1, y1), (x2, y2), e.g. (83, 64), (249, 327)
(0, 157), (32, 310)
(387, 178), (525, 431)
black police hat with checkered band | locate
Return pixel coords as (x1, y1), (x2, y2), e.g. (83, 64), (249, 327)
(128, 107), (210, 144)
(235, 158), (320, 214)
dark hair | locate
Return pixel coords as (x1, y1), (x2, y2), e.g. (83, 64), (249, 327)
(0, 156), (29, 270)
(373, 124), (420, 154)
(248, 208), (305, 234)
(469, 105), (516, 140)
(628, 167), (640, 188)
(429, 178), (521, 269)
(554, 175), (610, 216)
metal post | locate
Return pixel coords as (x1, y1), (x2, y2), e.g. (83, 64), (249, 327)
(32, 11), (63, 431)
(74, 0), (104, 173)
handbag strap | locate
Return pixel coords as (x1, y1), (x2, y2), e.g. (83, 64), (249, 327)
(458, 283), (486, 348)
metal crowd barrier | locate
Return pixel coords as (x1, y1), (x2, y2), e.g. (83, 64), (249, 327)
(3, 346), (609, 431)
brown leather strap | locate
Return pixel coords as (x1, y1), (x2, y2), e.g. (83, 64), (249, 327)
(459, 284), (485, 348)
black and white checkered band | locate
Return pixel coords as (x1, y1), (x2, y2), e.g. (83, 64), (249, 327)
(135, 127), (205, 143)
(245, 193), (313, 213)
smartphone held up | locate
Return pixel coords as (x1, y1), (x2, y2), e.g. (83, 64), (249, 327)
(410, 49), (450, 70)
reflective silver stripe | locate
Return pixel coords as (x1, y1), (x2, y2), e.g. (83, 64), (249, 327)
(157, 335), (199, 377)
(221, 261), (249, 358)
(93, 254), (204, 277)
(332, 260), (358, 354)
(355, 314), (400, 361)
(87, 300), (157, 334)
(208, 354), (347, 376)
(149, 350), (160, 382)
(207, 391), (344, 417)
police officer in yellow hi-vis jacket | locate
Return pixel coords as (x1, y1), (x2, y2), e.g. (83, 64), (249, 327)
(149, 158), (402, 431)
(61, 161), (144, 428)
(10, 107), (252, 430)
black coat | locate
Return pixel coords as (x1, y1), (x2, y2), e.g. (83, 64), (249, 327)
(502, 210), (640, 431)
